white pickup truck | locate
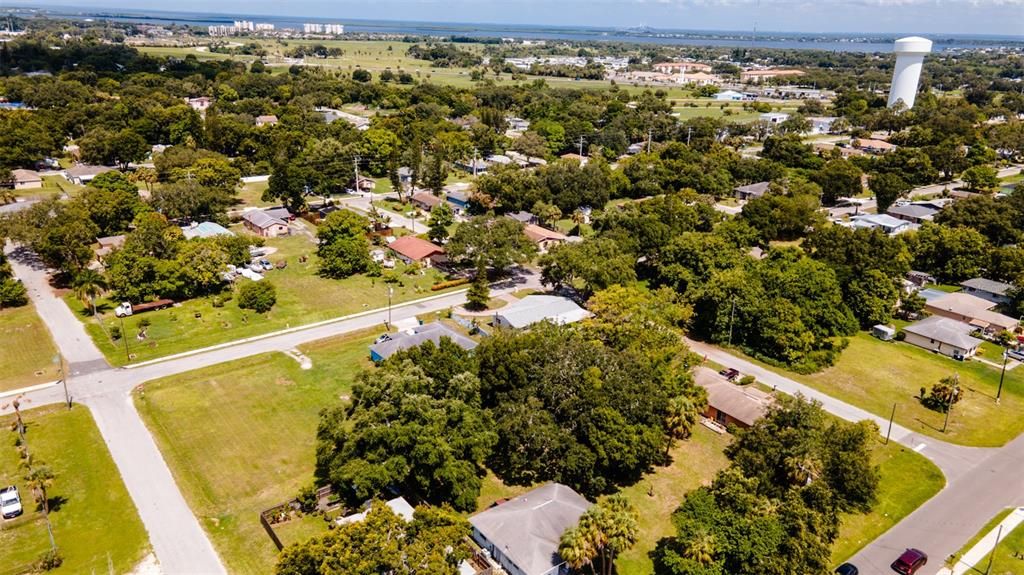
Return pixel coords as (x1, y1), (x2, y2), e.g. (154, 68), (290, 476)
(1, 485), (23, 519)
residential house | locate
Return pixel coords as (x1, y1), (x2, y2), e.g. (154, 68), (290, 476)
(902, 316), (983, 360)
(470, 483), (591, 575)
(388, 236), (445, 267)
(264, 207), (294, 222)
(560, 153), (589, 166)
(851, 138), (897, 154)
(734, 181), (771, 201)
(11, 169), (42, 189)
(64, 165), (113, 185)
(181, 221), (234, 240)
(715, 90), (746, 101)
(760, 112), (790, 125)
(626, 142), (646, 155)
(506, 211), (539, 225)
(886, 203), (941, 224)
(486, 154), (513, 166)
(506, 116), (530, 132)
(694, 368), (773, 429)
(410, 191), (443, 212)
(523, 224), (567, 253)
(241, 210), (290, 238)
(446, 190), (470, 215)
(397, 167), (413, 187)
(808, 116), (838, 134)
(337, 497), (415, 525)
(925, 292), (1019, 334)
(93, 235), (126, 262)
(959, 278), (1014, 306)
(849, 213), (912, 235)
(351, 176), (376, 192)
(185, 96), (212, 112)
(255, 114), (278, 127)
(493, 295), (590, 329)
(455, 158), (489, 175)
(369, 322), (478, 362)
(317, 107), (371, 130)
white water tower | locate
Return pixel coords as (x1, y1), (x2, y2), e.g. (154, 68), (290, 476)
(887, 36), (932, 109)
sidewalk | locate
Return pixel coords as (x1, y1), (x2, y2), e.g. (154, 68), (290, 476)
(942, 507), (1024, 575)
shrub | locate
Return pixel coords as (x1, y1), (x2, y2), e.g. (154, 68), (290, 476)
(0, 278), (28, 308)
(36, 549), (63, 571)
(110, 325), (122, 341)
(921, 376), (962, 413)
(237, 280), (277, 313)
(738, 375), (756, 386)
(431, 278), (470, 291)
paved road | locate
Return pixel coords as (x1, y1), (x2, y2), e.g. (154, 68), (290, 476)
(2, 252), (539, 573)
(5, 244), (228, 575)
(689, 339), (1024, 575)
(340, 193), (429, 234)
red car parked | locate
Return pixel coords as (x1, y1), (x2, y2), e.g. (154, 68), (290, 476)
(891, 548), (927, 574)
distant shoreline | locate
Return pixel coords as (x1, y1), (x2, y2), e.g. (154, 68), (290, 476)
(6, 4), (1024, 52)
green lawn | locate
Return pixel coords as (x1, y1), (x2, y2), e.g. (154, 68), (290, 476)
(235, 180), (273, 208)
(14, 177), (71, 202)
(744, 331), (1024, 447)
(0, 304), (60, 393)
(134, 331), (376, 574)
(613, 426), (733, 575)
(0, 405), (150, 574)
(948, 508), (1015, 568)
(69, 232), (461, 365)
(831, 442), (945, 564)
(948, 510), (1024, 575)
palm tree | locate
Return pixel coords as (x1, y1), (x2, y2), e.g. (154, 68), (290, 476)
(559, 524), (598, 575)
(24, 462), (57, 551)
(664, 394), (701, 454)
(560, 496), (638, 575)
(72, 269), (108, 318)
(683, 531), (717, 566)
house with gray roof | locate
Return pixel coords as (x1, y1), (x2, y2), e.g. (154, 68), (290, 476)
(959, 278), (1013, 306)
(369, 322), (477, 362)
(902, 316), (982, 360)
(694, 367), (773, 429)
(733, 181), (771, 201)
(849, 213), (913, 236)
(886, 203), (941, 224)
(241, 210), (290, 238)
(493, 295), (590, 330)
(470, 483), (591, 575)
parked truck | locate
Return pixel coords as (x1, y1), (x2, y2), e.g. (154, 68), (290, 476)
(114, 299), (174, 318)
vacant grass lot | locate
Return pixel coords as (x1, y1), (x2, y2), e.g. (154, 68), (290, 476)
(613, 425), (732, 575)
(750, 332), (1024, 447)
(235, 180), (273, 208)
(134, 331), (376, 574)
(0, 304), (59, 393)
(0, 405), (149, 575)
(69, 232), (458, 365)
(831, 442), (945, 564)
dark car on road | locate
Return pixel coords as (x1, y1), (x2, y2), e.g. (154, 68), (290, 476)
(718, 368), (740, 381)
(835, 563), (858, 575)
(891, 548), (927, 574)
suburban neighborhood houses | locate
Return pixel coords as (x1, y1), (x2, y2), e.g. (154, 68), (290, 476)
(1, 6), (1023, 575)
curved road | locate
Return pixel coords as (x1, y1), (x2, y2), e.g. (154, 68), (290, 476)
(689, 339), (1024, 575)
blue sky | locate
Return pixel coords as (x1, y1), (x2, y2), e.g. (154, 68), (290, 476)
(23, 0), (1024, 35)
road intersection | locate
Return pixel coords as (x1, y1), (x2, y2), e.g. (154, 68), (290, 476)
(4, 239), (1023, 574)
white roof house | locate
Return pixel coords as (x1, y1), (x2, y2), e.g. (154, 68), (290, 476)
(337, 497), (415, 526)
(470, 483), (591, 575)
(493, 295), (590, 329)
(849, 213), (913, 235)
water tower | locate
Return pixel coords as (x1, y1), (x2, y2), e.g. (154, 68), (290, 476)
(887, 36), (932, 109)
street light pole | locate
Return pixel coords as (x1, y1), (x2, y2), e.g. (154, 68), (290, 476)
(728, 298), (736, 346)
(57, 352), (70, 410)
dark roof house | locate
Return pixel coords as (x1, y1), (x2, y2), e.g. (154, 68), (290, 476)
(369, 322), (477, 362)
(734, 181), (771, 201)
(959, 278), (1013, 305)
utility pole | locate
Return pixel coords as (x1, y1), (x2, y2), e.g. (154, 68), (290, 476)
(56, 352), (70, 410)
(647, 129), (653, 153)
(119, 315), (131, 363)
(986, 524), (1004, 575)
(728, 298), (736, 346)
(353, 156), (363, 202)
(577, 136), (585, 157)
(472, 148), (479, 177)
(885, 402), (896, 444)
(387, 286), (394, 328)
(942, 373), (960, 433)
(686, 126), (692, 145)
(997, 349), (1008, 404)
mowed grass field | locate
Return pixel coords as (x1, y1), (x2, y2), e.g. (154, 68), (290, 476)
(134, 330), (376, 574)
(68, 231), (460, 365)
(0, 304), (60, 393)
(747, 331), (1024, 447)
(0, 405), (149, 574)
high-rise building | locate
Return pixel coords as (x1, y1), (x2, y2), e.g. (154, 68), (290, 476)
(888, 36), (932, 109)
(304, 23), (323, 33)
(324, 24), (345, 34)
(254, 23), (275, 32)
